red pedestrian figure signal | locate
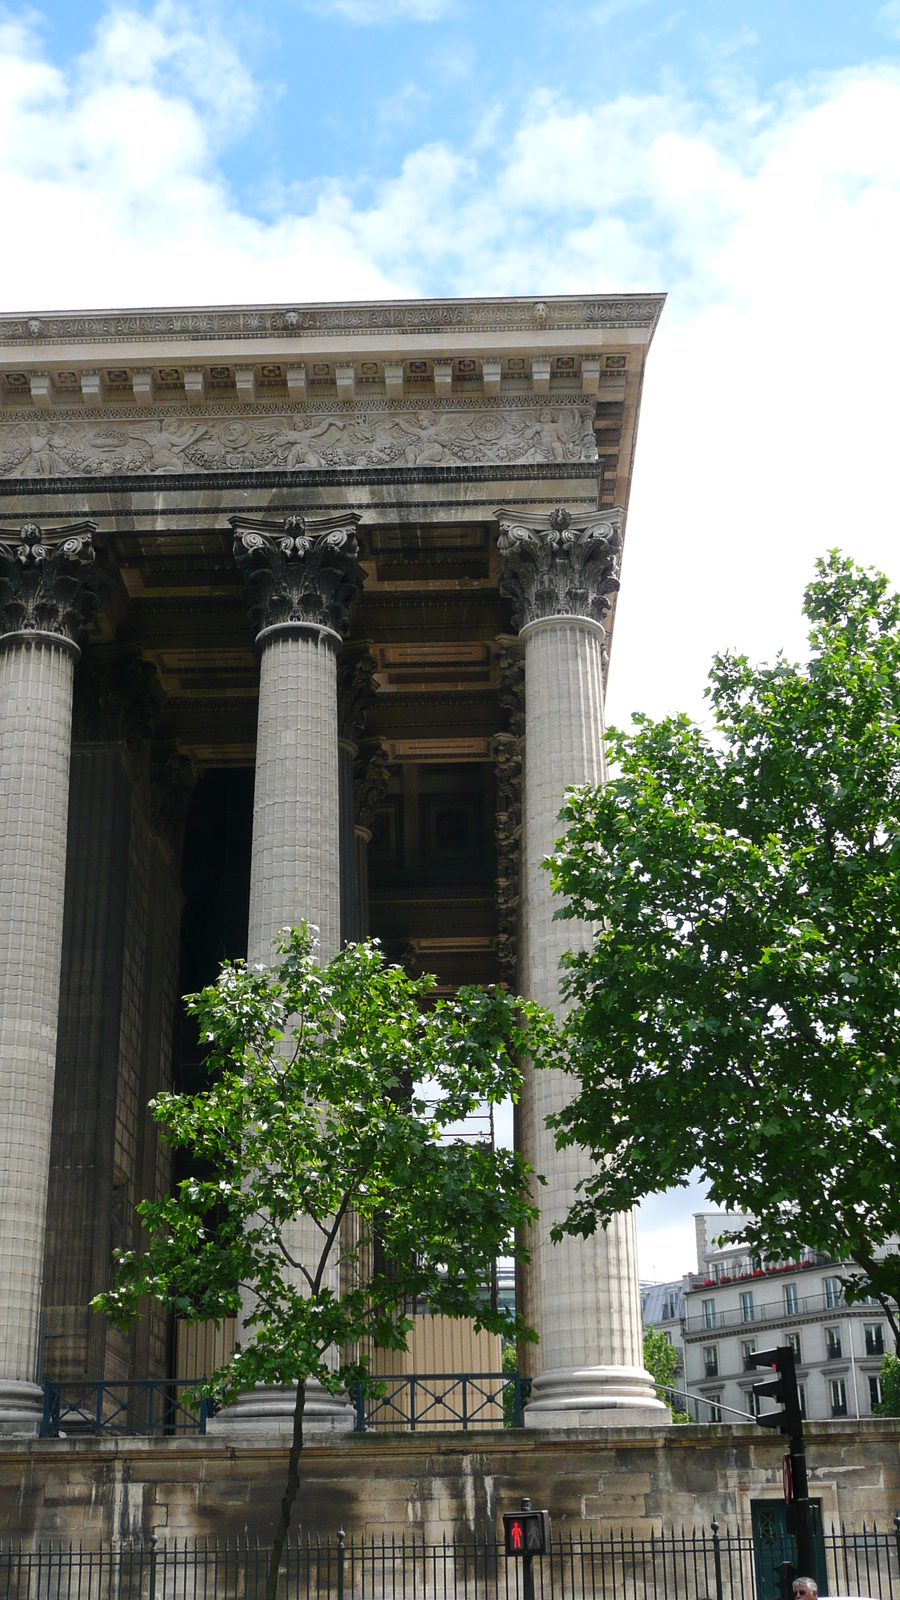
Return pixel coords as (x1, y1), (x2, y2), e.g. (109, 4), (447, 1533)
(503, 1508), (550, 1557)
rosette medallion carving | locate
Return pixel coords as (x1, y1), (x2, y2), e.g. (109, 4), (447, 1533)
(495, 505), (623, 630)
(231, 512), (364, 639)
(0, 520), (98, 647)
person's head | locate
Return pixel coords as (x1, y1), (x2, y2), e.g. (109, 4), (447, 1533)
(793, 1579), (818, 1599)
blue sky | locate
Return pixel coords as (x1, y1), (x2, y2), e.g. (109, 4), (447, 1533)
(2, 0), (900, 1278)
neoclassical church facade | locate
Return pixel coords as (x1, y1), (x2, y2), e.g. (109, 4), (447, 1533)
(0, 292), (666, 1436)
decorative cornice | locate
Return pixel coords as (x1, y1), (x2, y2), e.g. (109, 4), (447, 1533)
(495, 505), (622, 631)
(0, 520), (97, 645)
(0, 404), (598, 478)
(232, 512), (364, 639)
(0, 294), (665, 348)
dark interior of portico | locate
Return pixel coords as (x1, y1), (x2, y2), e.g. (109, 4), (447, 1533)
(39, 510), (520, 1384)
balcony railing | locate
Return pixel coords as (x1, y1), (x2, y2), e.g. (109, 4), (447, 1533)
(685, 1289), (847, 1333)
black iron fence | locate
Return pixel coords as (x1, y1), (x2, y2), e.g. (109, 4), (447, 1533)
(2, 1523), (900, 1600)
(40, 1375), (527, 1438)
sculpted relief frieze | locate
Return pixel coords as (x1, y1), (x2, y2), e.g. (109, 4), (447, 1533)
(0, 405), (598, 478)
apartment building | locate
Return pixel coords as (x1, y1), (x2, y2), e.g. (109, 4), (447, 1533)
(643, 1213), (893, 1423)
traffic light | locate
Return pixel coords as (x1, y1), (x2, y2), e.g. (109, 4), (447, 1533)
(747, 1346), (803, 1439)
(502, 1510), (551, 1556)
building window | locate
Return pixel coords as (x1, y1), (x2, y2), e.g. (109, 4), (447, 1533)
(798, 1384), (807, 1420)
(703, 1299), (717, 1330)
(783, 1283), (799, 1315)
(824, 1276), (842, 1309)
(707, 1394), (722, 1423)
(662, 1293), (677, 1321)
(825, 1326), (843, 1360)
(741, 1291), (755, 1323)
(830, 1378), (848, 1417)
(788, 1331), (802, 1361)
(869, 1375), (883, 1409)
(704, 1346), (719, 1378)
(747, 1388), (761, 1417)
(741, 1339), (757, 1370)
(865, 1324), (885, 1357)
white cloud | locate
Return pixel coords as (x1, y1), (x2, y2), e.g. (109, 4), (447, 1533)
(305, 0), (453, 22)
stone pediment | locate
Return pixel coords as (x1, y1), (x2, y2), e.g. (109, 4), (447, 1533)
(0, 402), (598, 478)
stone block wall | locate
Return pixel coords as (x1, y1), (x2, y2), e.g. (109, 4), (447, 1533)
(0, 1424), (898, 1547)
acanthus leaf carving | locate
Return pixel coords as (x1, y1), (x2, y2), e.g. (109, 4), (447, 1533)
(0, 520), (98, 643)
(495, 504), (623, 631)
(354, 743), (392, 833)
(231, 512), (364, 637)
(338, 643), (378, 746)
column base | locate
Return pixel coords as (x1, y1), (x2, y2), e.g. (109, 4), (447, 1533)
(0, 1380), (43, 1437)
(524, 1366), (670, 1431)
(208, 1380), (354, 1440)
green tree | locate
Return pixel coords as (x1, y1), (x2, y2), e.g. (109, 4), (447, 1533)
(546, 554), (900, 1349)
(874, 1354), (900, 1417)
(95, 929), (554, 1598)
(641, 1327), (690, 1423)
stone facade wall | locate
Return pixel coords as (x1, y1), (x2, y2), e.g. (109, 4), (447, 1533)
(1, 1425), (898, 1546)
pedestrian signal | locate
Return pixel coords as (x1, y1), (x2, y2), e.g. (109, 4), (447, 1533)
(502, 1510), (550, 1556)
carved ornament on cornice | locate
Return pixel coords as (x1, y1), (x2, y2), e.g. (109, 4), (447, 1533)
(232, 512), (364, 640)
(495, 505), (622, 632)
(0, 520), (98, 647)
(0, 295), (665, 347)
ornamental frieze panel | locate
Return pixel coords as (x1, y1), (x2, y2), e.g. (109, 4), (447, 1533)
(0, 296), (663, 345)
(0, 404), (598, 478)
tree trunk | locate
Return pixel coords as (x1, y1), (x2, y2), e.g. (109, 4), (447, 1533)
(266, 1378), (306, 1600)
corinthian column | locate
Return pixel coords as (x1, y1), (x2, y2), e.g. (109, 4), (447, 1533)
(0, 521), (97, 1434)
(497, 506), (667, 1429)
(225, 512), (364, 1434)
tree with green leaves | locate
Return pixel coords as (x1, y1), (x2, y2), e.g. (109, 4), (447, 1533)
(546, 554), (900, 1348)
(874, 1353), (900, 1417)
(95, 929), (554, 1598)
(641, 1327), (690, 1423)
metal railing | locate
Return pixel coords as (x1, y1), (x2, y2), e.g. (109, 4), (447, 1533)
(40, 1374), (526, 1438)
(352, 1372), (529, 1431)
(40, 1382), (215, 1438)
(2, 1522), (900, 1600)
(685, 1292), (848, 1333)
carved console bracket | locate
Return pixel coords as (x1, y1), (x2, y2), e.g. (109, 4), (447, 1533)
(0, 520), (98, 649)
(495, 505), (623, 631)
(231, 512), (364, 639)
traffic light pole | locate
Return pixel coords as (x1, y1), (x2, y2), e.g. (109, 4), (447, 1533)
(748, 1347), (817, 1585)
(789, 1435), (816, 1580)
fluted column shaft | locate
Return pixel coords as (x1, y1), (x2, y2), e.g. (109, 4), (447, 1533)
(497, 505), (666, 1429)
(0, 520), (96, 1435)
(0, 638), (78, 1429)
(249, 625), (341, 966)
(223, 513), (363, 1436)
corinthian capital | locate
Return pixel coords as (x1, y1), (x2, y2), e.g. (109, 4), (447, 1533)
(495, 505), (623, 631)
(231, 512), (364, 640)
(0, 521), (98, 647)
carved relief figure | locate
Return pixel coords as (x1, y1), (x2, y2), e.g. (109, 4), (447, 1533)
(0, 405), (599, 478)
